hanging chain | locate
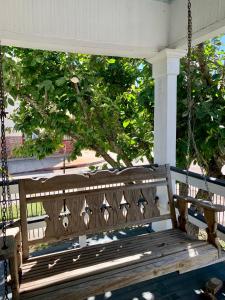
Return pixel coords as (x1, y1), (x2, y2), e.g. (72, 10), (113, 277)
(0, 43), (10, 300)
(0, 45), (12, 222)
(185, 0), (192, 192)
(185, 0), (211, 201)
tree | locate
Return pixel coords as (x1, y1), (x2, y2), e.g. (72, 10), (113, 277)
(177, 37), (225, 178)
(3, 37), (225, 177)
(3, 48), (154, 168)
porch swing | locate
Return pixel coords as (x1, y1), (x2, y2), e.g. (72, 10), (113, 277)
(1, 1), (225, 299)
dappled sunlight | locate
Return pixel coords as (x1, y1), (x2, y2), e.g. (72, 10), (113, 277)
(187, 246), (198, 258)
(194, 289), (204, 295)
(87, 234), (119, 246)
(118, 231), (127, 236)
(104, 291), (112, 298)
(72, 254), (81, 262)
(48, 258), (60, 269)
(142, 291), (155, 300)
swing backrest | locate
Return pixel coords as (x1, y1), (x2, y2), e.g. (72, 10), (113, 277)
(19, 164), (176, 259)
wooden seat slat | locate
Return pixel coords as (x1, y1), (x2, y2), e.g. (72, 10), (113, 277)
(20, 230), (209, 294)
(20, 242), (221, 300)
(24, 228), (187, 266)
(22, 231), (202, 282)
(21, 239), (207, 285)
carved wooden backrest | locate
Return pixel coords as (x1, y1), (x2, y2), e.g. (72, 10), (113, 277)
(19, 164), (175, 259)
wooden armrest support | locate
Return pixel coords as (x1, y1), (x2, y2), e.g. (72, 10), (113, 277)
(0, 227), (21, 299)
(174, 195), (221, 256)
(0, 226), (20, 238)
(173, 195), (225, 212)
(0, 237), (17, 259)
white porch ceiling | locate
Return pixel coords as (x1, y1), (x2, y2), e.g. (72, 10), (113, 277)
(0, 0), (224, 59)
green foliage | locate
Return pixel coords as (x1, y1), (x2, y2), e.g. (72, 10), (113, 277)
(177, 37), (225, 177)
(3, 49), (154, 167)
(3, 36), (225, 177)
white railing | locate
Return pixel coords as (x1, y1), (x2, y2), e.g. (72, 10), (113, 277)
(171, 166), (225, 231)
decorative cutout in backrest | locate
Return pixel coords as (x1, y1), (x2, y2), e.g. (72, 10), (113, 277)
(100, 194), (112, 223)
(137, 194), (148, 215)
(20, 164), (172, 246)
(120, 192), (130, 220)
(42, 198), (65, 239)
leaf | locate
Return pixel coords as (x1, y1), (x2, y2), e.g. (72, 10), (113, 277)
(39, 80), (54, 92)
(7, 98), (14, 106)
(55, 77), (66, 86)
(123, 120), (130, 128)
(108, 58), (116, 64)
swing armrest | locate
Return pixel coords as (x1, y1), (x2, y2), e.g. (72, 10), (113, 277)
(0, 227), (21, 298)
(0, 235), (17, 259)
(0, 226), (20, 238)
(173, 195), (225, 212)
(0, 227), (20, 258)
(0, 226), (22, 270)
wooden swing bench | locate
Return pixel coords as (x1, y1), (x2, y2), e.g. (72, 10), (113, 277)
(2, 164), (225, 300)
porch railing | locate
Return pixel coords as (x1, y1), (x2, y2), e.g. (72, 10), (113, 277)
(171, 166), (225, 229)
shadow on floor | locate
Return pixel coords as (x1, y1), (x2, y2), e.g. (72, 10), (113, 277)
(93, 263), (225, 300)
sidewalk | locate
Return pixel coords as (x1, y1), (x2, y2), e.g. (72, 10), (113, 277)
(8, 150), (105, 176)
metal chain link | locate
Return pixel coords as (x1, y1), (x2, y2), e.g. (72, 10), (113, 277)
(0, 43), (10, 300)
(185, 0), (192, 192)
(185, 0), (211, 202)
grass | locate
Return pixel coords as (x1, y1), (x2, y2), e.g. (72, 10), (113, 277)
(0, 202), (45, 221)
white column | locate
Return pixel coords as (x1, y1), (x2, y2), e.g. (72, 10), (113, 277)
(149, 49), (186, 166)
(148, 49), (186, 231)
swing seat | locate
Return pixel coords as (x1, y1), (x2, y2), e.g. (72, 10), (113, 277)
(18, 229), (222, 300)
(2, 164), (225, 300)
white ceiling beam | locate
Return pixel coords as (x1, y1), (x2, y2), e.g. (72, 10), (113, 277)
(0, 0), (170, 58)
(0, 0), (224, 58)
(169, 0), (225, 49)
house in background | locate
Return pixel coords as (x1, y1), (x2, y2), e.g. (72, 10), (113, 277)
(5, 102), (73, 158)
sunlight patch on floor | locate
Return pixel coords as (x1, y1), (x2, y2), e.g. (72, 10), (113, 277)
(142, 291), (155, 300)
(104, 291), (112, 298)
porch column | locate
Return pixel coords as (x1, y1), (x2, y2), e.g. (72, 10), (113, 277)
(149, 49), (186, 166)
(148, 49), (186, 230)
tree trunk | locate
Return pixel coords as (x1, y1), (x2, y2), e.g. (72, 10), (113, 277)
(92, 146), (120, 168)
(207, 157), (223, 179)
(109, 141), (133, 167)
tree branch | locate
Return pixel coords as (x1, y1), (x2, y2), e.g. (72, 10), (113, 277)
(196, 43), (212, 86)
(92, 145), (120, 168)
